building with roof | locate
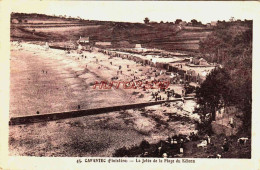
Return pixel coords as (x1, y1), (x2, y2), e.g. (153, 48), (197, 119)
(191, 57), (208, 66)
(135, 44), (146, 52)
(135, 44), (142, 48)
(210, 21), (218, 27)
(199, 58), (208, 65)
(78, 36), (89, 44)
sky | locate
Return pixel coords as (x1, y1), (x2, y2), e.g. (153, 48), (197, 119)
(9, 1), (258, 24)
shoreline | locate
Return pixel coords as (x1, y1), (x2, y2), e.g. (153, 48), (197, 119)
(9, 41), (199, 157)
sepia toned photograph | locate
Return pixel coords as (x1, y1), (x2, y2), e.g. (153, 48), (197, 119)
(7, 1), (253, 160)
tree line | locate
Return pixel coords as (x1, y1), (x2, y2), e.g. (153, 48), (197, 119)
(196, 21), (252, 134)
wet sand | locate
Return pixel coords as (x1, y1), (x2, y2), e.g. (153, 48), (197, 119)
(10, 43), (135, 117)
(10, 42), (186, 117)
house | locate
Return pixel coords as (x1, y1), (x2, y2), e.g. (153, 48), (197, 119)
(199, 58), (208, 65)
(135, 44), (142, 48)
(192, 57), (208, 65)
(78, 36), (89, 44)
(135, 44), (145, 52)
(210, 21), (218, 27)
(95, 42), (112, 46)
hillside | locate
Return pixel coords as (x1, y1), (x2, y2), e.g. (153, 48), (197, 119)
(11, 13), (213, 52)
(197, 20), (252, 135)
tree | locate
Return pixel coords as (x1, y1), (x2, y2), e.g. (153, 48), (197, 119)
(191, 19), (198, 26)
(175, 19), (182, 25)
(144, 17), (150, 24)
(196, 68), (231, 121)
(198, 21), (252, 135)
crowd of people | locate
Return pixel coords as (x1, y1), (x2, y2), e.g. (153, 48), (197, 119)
(114, 131), (250, 158)
(68, 48), (195, 102)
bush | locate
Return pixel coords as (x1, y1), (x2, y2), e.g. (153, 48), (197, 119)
(139, 140), (150, 150)
(113, 146), (129, 157)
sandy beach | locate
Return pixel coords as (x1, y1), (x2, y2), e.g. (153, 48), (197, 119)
(9, 42), (198, 156)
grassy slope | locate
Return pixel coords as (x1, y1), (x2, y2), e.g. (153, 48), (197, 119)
(11, 13), (212, 52)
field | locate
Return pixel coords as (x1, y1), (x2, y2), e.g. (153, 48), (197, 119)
(11, 13), (213, 52)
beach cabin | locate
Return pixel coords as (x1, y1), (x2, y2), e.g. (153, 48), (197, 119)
(78, 36), (89, 44)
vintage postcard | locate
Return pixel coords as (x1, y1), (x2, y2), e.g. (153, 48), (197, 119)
(0, 1), (259, 169)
